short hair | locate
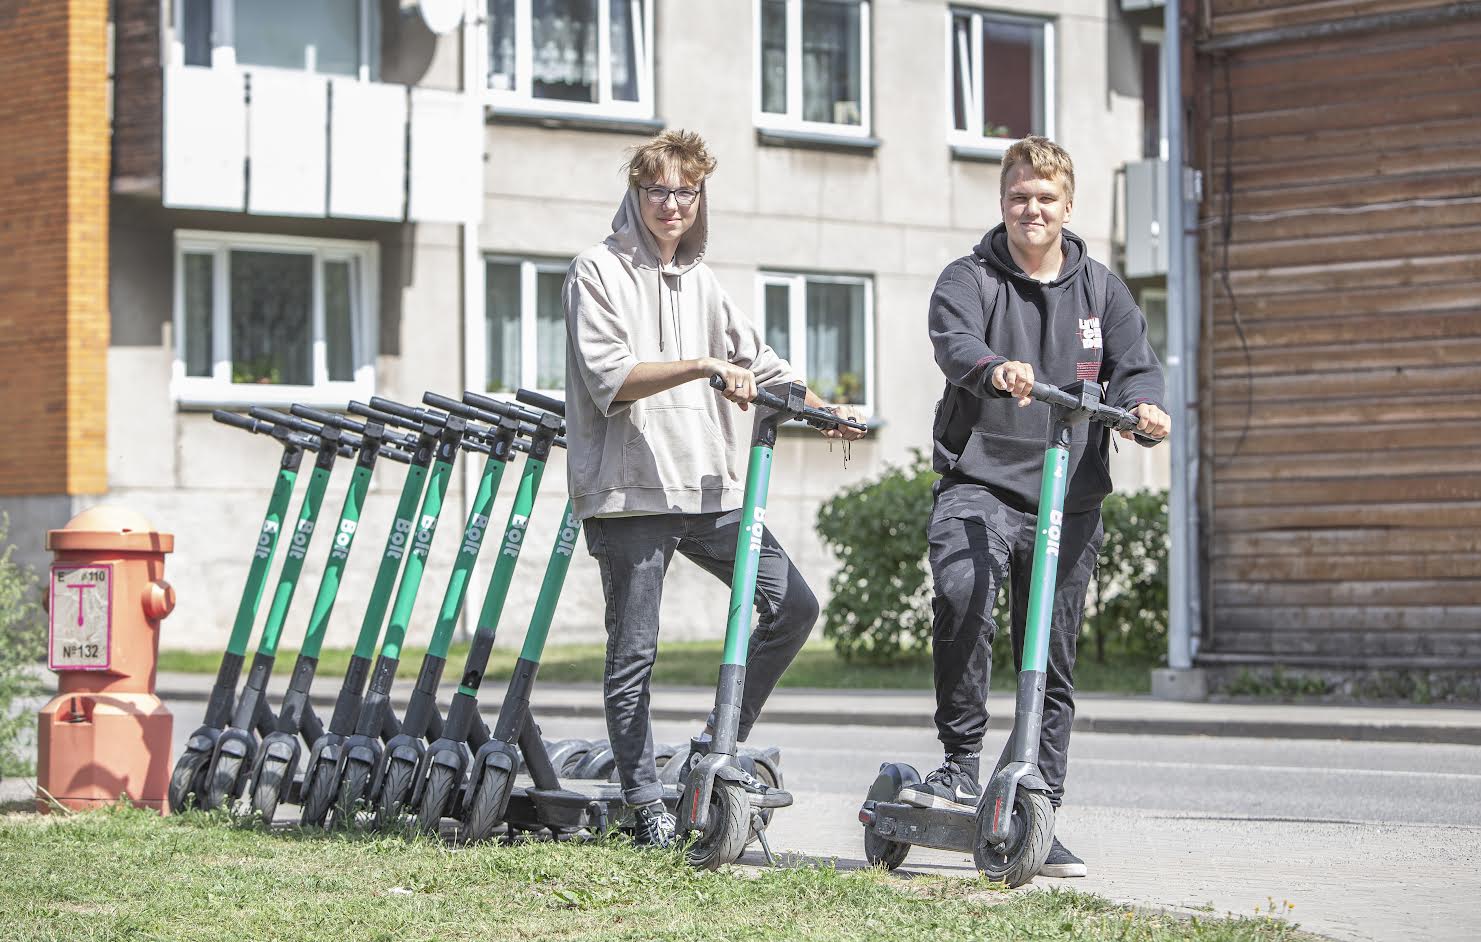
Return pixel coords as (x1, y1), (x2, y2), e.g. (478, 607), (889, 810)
(999, 135), (1075, 203)
(625, 130), (717, 188)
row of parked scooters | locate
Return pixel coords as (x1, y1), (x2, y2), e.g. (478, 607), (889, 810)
(168, 382), (861, 869)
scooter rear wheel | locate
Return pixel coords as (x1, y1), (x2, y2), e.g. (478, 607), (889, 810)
(250, 756), (290, 824)
(417, 765), (458, 836)
(972, 789), (1053, 888)
(864, 828), (911, 870)
(374, 757), (417, 832)
(334, 758), (372, 830)
(299, 757), (338, 828)
(203, 753), (243, 812)
(168, 748), (210, 813)
(463, 766), (514, 843)
(685, 781), (749, 870)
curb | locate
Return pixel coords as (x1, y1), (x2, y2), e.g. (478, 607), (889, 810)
(153, 687), (1481, 747)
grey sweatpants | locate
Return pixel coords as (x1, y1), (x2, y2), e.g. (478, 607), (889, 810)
(583, 510), (819, 806)
(927, 481), (1103, 807)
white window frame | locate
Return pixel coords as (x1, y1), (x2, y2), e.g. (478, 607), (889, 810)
(753, 0), (873, 138)
(485, 0), (656, 120)
(168, 0), (379, 81)
(478, 256), (571, 399)
(756, 271), (875, 416)
(944, 7), (1055, 158)
(171, 230), (379, 408)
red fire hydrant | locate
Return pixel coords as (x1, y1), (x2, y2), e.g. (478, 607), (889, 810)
(37, 507), (175, 813)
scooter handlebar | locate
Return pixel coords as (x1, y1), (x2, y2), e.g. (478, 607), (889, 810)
(424, 391), (568, 450)
(1027, 381), (1165, 447)
(293, 403), (420, 451)
(212, 409), (266, 434)
(462, 390), (566, 435)
(707, 375), (869, 432)
(248, 407), (362, 457)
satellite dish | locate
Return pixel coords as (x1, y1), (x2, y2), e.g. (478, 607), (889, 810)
(418, 0), (464, 35)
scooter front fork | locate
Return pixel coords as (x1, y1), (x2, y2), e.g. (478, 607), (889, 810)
(980, 668), (1050, 847)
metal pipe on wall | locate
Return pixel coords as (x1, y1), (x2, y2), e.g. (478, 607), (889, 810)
(1163, 0), (1201, 670)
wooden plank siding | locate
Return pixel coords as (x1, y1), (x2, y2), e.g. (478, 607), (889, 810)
(1193, 0), (1481, 666)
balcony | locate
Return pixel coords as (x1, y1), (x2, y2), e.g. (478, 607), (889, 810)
(162, 66), (481, 225)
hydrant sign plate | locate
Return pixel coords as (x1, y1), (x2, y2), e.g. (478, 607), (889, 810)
(49, 564), (113, 671)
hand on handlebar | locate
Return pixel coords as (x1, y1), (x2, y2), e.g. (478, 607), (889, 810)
(1122, 402), (1170, 442)
(703, 357), (758, 411)
(992, 360), (1036, 407)
(821, 404), (868, 441)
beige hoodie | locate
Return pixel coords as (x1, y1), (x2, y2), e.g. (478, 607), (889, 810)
(563, 186), (798, 520)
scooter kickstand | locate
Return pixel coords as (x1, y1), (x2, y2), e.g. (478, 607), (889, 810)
(752, 811), (778, 867)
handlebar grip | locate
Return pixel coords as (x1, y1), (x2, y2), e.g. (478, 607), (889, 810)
(514, 388), (566, 417)
(212, 410), (262, 434)
(368, 396), (433, 425)
(377, 445), (414, 465)
(291, 403), (366, 433)
(249, 406), (316, 436)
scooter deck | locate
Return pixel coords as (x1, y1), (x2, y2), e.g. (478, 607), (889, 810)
(504, 778), (681, 833)
(860, 800), (977, 854)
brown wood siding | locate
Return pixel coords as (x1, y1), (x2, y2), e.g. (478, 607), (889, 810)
(1195, 0), (1481, 665)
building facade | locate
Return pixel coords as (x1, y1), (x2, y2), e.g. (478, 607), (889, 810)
(2, 0), (1166, 652)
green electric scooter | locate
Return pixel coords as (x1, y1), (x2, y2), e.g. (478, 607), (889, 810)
(167, 410), (353, 811)
(240, 405), (421, 821)
(858, 379), (1162, 886)
(202, 408), (402, 811)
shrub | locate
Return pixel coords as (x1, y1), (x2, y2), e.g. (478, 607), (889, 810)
(816, 455), (1168, 667)
(0, 513), (47, 777)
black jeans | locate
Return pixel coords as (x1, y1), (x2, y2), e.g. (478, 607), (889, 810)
(927, 481), (1103, 807)
(583, 510), (819, 806)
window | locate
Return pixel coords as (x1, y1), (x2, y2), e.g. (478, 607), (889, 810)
(173, 0), (380, 80)
(947, 8), (1054, 155)
(487, 0), (655, 118)
(758, 272), (873, 412)
(1138, 287), (1168, 360)
(756, 0), (872, 135)
(172, 232), (378, 406)
(485, 258), (570, 394)
(1140, 27), (1163, 159)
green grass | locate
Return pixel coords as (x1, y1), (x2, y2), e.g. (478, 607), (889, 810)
(0, 806), (1314, 942)
(157, 641), (1155, 694)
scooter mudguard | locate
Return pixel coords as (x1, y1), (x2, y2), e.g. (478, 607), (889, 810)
(977, 760), (1050, 847)
(466, 739), (519, 798)
(866, 762), (921, 805)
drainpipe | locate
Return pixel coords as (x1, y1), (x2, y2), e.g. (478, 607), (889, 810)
(1156, 0), (1205, 698)
(458, 0), (487, 641)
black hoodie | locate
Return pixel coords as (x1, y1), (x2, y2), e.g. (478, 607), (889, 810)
(928, 224), (1164, 514)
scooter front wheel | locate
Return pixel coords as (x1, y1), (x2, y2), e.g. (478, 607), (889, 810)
(463, 766), (514, 843)
(250, 755), (290, 824)
(168, 749), (210, 813)
(299, 757), (338, 828)
(334, 758), (372, 830)
(203, 753), (244, 812)
(417, 766), (458, 836)
(685, 781), (749, 870)
(374, 757), (416, 833)
(973, 789), (1054, 888)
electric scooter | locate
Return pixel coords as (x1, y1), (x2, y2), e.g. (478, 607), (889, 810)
(167, 410), (351, 811)
(404, 390), (564, 833)
(202, 409), (400, 810)
(241, 406), (420, 821)
(675, 377), (868, 868)
(857, 379), (1162, 887)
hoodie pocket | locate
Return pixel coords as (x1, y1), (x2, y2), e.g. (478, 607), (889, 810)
(623, 406), (726, 490)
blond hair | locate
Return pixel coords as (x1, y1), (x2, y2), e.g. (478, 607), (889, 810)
(999, 136), (1075, 203)
(625, 129), (717, 188)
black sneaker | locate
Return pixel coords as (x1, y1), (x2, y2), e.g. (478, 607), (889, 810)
(631, 802), (677, 848)
(1039, 837), (1087, 878)
(898, 761), (981, 813)
(681, 737), (793, 808)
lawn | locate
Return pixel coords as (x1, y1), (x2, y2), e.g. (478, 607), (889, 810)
(158, 641), (1156, 694)
(0, 806), (1312, 942)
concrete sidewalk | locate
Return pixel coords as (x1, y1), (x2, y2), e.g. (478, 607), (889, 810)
(152, 670), (1481, 745)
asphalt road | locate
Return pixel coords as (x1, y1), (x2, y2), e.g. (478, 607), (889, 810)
(137, 699), (1481, 942)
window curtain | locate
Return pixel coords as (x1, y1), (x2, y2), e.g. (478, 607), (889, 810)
(535, 271), (566, 390)
(805, 281), (866, 404)
(801, 0), (861, 125)
(486, 263), (521, 393)
(532, 0), (599, 102)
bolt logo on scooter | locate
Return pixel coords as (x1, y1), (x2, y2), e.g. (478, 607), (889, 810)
(858, 380), (1163, 886)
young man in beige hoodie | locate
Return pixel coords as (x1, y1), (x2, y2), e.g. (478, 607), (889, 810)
(563, 130), (866, 846)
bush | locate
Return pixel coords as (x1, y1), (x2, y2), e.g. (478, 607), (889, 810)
(816, 455), (1167, 667)
(0, 513), (47, 777)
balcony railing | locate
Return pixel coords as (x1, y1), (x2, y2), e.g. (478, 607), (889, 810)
(162, 66), (481, 225)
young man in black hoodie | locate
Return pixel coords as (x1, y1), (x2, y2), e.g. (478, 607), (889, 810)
(902, 136), (1169, 878)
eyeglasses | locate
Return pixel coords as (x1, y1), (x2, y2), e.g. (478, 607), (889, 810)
(640, 185), (701, 207)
